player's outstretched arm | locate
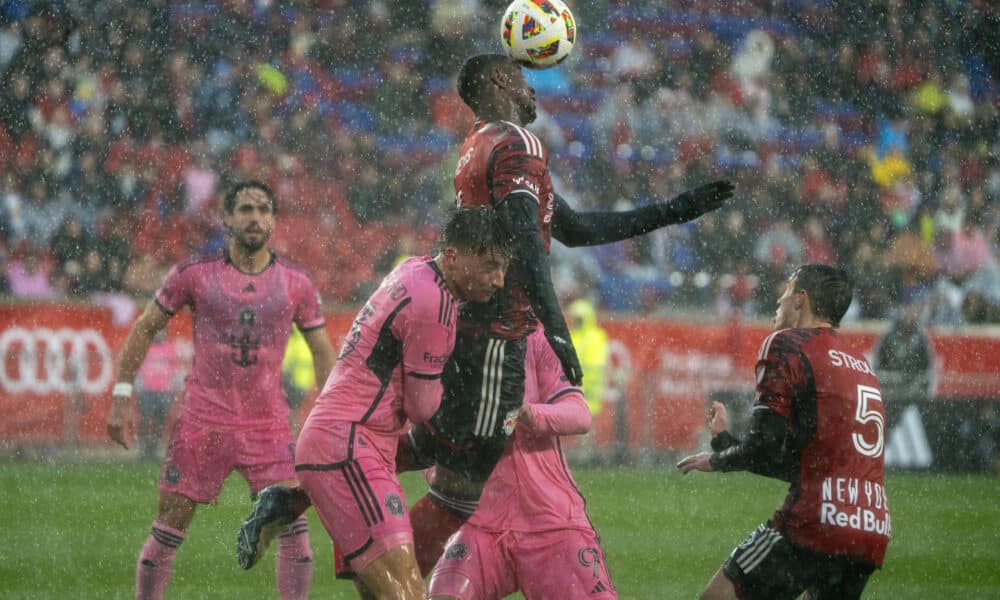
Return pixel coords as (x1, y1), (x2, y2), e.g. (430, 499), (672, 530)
(501, 193), (583, 385)
(106, 301), (171, 448)
(707, 408), (790, 481)
(550, 180), (734, 247)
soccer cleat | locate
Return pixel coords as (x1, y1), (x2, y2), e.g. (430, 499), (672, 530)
(236, 485), (300, 570)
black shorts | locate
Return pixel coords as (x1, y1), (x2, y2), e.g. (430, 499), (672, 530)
(723, 523), (876, 600)
(422, 331), (527, 482)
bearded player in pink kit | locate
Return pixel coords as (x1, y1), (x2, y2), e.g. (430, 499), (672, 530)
(678, 265), (890, 600)
(294, 207), (511, 600)
(428, 327), (616, 600)
(106, 181), (337, 600)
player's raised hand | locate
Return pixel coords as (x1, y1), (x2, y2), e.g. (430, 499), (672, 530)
(708, 401), (729, 436)
(106, 389), (134, 449)
(663, 180), (735, 223)
(546, 328), (584, 386)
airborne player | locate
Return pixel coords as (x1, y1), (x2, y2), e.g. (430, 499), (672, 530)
(403, 53), (734, 574)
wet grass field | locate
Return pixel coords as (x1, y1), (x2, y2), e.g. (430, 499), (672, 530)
(2, 463), (998, 598)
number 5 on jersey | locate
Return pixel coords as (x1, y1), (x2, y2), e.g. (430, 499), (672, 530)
(852, 385), (884, 458)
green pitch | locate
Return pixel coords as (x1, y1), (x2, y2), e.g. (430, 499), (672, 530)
(1, 463), (998, 598)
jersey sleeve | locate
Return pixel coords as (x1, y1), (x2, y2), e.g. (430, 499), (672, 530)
(524, 388), (590, 436)
(523, 335), (589, 436)
(154, 263), (193, 315)
(490, 130), (547, 206)
(393, 294), (455, 424)
(754, 330), (809, 419)
(292, 273), (326, 332)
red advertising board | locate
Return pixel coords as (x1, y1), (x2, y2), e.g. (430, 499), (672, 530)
(2, 305), (998, 449)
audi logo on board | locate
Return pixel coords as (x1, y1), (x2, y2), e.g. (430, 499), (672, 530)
(0, 327), (113, 395)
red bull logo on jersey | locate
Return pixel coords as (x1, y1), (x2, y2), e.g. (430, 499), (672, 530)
(820, 504), (892, 536)
(820, 477), (891, 537)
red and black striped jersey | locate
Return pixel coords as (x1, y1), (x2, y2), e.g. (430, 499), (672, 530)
(756, 327), (890, 566)
(453, 119), (555, 339)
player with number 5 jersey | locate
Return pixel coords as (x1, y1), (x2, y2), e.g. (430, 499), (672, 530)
(678, 265), (890, 600)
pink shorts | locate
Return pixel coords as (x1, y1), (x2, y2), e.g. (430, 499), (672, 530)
(295, 422), (414, 575)
(429, 526), (617, 600)
(159, 418), (296, 503)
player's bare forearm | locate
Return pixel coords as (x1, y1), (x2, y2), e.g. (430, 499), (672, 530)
(116, 301), (171, 386)
(302, 326), (336, 386)
(107, 301), (170, 447)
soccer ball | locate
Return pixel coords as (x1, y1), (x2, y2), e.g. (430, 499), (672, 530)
(500, 0), (577, 70)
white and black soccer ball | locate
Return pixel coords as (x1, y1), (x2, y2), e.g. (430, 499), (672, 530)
(500, 0), (577, 70)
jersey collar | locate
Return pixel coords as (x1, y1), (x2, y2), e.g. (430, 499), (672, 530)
(224, 247), (277, 275)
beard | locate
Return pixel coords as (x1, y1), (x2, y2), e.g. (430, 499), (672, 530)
(233, 228), (270, 252)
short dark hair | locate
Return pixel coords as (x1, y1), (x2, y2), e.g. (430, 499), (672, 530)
(224, 181), (277, 214)
(457, 53), (514, 110)
(791, 264), (854, 327)
(440, 206), (513, 259)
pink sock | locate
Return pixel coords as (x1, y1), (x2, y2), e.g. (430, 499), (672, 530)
(135, 522), (184, 600)
(276, 516), (312, 600)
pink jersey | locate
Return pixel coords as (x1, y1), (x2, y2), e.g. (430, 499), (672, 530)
(303, 257), (459, 464)
(469, 329), (591, 533)
(138, 341), (182, 393)
(154, 250), (325, 430)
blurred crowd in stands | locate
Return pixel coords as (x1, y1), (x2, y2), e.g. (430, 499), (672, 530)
(0, 0), (998, 326)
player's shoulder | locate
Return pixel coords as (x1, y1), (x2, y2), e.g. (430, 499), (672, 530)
(401, 257), (452, 297)
(273, 252), (316, 281)
(394, 257), (454, 323)
(174, 250), (225, 274)
(756, 327), (816, 359)
(486, 120), (546, 160)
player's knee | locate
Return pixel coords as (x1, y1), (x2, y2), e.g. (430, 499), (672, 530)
(358, 550), (426, 600)
(157, 492), (196, 530)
